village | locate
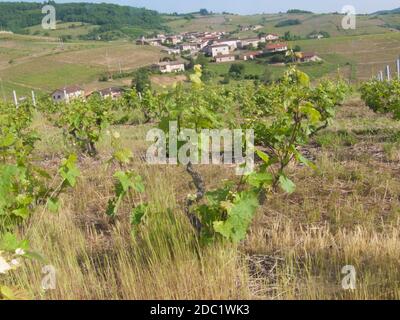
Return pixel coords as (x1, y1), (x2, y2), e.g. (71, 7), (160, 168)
(138, 30), (321, 69)
(49, 29), (322, 103)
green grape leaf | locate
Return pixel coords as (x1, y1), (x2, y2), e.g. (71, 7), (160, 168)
(278, 175), (296, 194)
(247, 172), (273, 188)
(131, 203), (148, 227)
(213, 191), (259, 243)
(47, 198), (60, 213)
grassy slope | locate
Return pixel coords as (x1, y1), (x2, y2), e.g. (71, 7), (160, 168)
(24, 22), (99, 38)
(292, 32), (400, 80)
(0, 34), (164, 100)
(165, 13), (398, 37)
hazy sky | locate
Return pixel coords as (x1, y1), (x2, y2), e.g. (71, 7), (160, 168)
(1, 0), (399, 14)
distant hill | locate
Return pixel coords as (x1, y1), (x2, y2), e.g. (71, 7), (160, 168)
(0, 2), (168, 39)
(374, 7), (400, 15)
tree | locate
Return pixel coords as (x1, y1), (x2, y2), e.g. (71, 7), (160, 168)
(195, 53), (209, 67)
(229, 63), (246, 79)
(270, 54), (286, 63)
(294, 45), (301, 52)
(257, 42), (265, 50)
(284, 31), (292, 41)
(199, 8), (209, 15)
(132, 69), (151, 93)
(262, 66), (274, 83)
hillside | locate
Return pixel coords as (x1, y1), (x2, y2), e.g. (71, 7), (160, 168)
(374, 7), (400, 15)
(164, 12), (400, 38)
(0, 33), (164, 99)
(0, 2), (168, 39)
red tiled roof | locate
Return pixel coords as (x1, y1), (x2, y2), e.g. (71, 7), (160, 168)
(265, 43), (287, 50)
(302, 52), (317, 58)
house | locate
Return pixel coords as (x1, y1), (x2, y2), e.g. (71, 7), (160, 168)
(162, 47), (181, 55)
(136, 37), (163, 46)
(238, 38), (262, 49)
(98, 87), (123, 100)
(180, 43), (198, 52)
(298, 52), (322, 63)
(206, 44), (230, 57)
(309, 33), (324, 40)
(136, 36), (146, 45)
(157, 34), (166, 41)
(265, 43), (288, 53)
(166, 36), (181, 45)
(51, 85), (85, 103)
(215, 54), (236, 63)
(239, 25), (251, 32)
(155, 61), (185, 73)
(238, 51), (263, 61)
(265, 33), (280, 42)
(196, 39), (211, 50)
(214, 39), (238, 51)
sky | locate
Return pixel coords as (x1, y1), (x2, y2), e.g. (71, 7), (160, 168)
(1, 0), (399, 15)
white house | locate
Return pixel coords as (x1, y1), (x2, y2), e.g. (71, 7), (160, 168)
(207, 44), (230, 57)
(309, 33), (324, 40)
(215, 54), (235, 63)
(238, 51), (263, 61)
(162, 47), (181, 55)
(97, 87), (123, 100)
(298, 52), (322, 63)
(238, 38), (262, 49)
(196, 39), (211, 50)
(180, 43), (198, 52)
(51, 85), (85, 103)
(265, 33), (280, 41)
(156, 61), (185, 73)
(214, 39), (238, 51)
(265, 43), (288, 53)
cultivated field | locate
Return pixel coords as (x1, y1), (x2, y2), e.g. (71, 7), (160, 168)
(0, 34), (164, 99)
(165, 13), (399, 37)
(6, 95), (400, 299)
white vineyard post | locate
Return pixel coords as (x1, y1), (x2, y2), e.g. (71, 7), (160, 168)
(386, 65), (391, 81)
(31, 90), (36, 107)
(380, 70), (384, 82)
(397, 58), (400, 80)
(64, 89), (69, 104)
(13, 90), (18, 108)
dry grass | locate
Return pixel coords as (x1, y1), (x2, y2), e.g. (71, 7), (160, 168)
(5, 96), (400, 299)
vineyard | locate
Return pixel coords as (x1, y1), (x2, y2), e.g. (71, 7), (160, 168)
(2, 64), (400, 300)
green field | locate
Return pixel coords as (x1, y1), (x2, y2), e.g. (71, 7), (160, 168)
(292, 32), (400, 80)
(0, 34), (165, 100)
(25, 22), (99, 39)
(165, 13), (400, 38)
